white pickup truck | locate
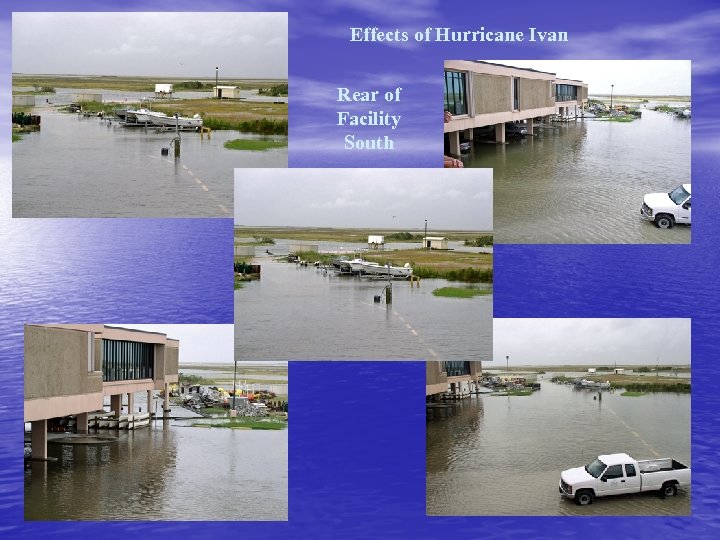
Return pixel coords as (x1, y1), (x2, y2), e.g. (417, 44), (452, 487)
(641, 184), (691, 228)
(559, 453), (690, 505)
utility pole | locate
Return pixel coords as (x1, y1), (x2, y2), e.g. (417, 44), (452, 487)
(215, 66), (219, 99)
(610, 84), (614, 110)
(424, 219), (428, 250)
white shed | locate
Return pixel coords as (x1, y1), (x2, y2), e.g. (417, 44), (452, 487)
(368, 235), (385, 249)
(154, 83), (174, 98)
(423, 236), (449, 250)
(214, 85), (243, 99)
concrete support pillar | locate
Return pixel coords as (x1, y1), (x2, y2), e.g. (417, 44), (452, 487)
(448, 130), (460, 156)
(127, 392), (135, 414)
(111, 394), (122, 418)
(527, 118), (534, 136)
(76, 412), (89, 433)
(31, 420), (47, 460)
(494, 123), (505, 143)
(147, 390), (153, 416)
(164, 383), (170, 418)
(463, 128), (473, 141)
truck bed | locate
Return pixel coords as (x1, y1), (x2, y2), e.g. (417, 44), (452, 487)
(637, 458), (688, 473)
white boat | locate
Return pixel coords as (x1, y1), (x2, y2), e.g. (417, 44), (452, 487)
(145, 110), (203, 129)
(126, 108), (203, 128)
(359, 261), (413, 278)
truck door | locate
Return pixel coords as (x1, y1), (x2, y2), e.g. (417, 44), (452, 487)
(596, 464), (626, 495)
(676, 198), (691, 224)
(623, 463), (641, 493)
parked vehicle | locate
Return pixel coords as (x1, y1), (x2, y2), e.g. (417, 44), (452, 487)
(641, 184), (691, 228)
(559, 453), (690, 505)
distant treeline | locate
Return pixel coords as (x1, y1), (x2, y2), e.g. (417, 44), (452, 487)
(259, 83), (288, 97)
(465, 236), (493, 247)
(174, 81), (214, 90)
(386, 232), (423, 241)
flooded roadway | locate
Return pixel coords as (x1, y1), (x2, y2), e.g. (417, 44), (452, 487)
(13, 108), (287, 217)
(427, 380), (690, 515)
(464, 109), (690, 243)
(235, 255), (492, 361)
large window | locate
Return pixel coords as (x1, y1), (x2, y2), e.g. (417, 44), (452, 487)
(444, 70), (467, 115)
(102, 339), (154, 382)
(555, 84), (578, 102)
(444, 361), (472, 377)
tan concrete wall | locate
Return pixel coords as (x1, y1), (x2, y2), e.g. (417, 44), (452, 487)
(521, 79), (554, 110)
(154, 343), (166, 383)
(426, 361), (447, 392)
(25, 325), (102, 400)
(473, 74), (509, 114)
(25, 391), (104, 422)
(166, 342), (179, 376)
(102, 379), (155, 395)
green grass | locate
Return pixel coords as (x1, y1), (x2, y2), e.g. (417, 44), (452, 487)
(432, 287), (491, 298)
(224, 138), (288, 151)
(491, 390), (533, 396)
(507, 389), (533, 396)
(12, 133), (22, 142)
(621, 391), (647, 397)
(195, 419), (287, 430)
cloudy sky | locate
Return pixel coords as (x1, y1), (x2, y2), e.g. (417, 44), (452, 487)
(493, 319), (691, 366)
(114, 324), (234, 364)
(235, 168), (493, 230)
(490, 60), (691, 96)
(12, 12), (287, 78)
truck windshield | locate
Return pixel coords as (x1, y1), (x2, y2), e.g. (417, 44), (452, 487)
(585, 458), (607, 478)
(668, 186), (690, 205)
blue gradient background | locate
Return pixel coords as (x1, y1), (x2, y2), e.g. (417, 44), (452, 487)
(2, 1), (720, 538)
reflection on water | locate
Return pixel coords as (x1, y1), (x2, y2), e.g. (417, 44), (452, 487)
(13, 109), (287, 217)
(467, 110), (690, 243)
(236, 256), (492, 360)
(25, 423), (288, 520)
(427, 381), (690, 515)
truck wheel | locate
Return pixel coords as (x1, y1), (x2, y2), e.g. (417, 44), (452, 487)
(575, 491), (594, 505)
(661, 483), (678, 497)
(655, 215), (674, 229)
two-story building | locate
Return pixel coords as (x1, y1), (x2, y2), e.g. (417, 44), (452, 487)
(444, 60), (588, 153)
(24, 324), (179, 459)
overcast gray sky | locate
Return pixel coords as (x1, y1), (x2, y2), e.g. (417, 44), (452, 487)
(115, 324), (234, 364)
(490, 60), (690, 96)
(493, 318), (690, 366)
(12, 12), (287, 78)
(235, 168), (493, 230)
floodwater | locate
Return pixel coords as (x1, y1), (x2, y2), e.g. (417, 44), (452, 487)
(25, 420), (288, 520)
(13, 108), (287, 217)
(464, 109), (691, 243)
(427, 381), (690, 515)
(235, 254), (492, 361)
